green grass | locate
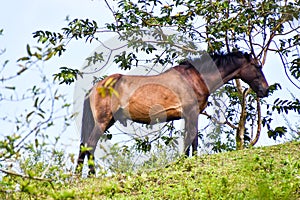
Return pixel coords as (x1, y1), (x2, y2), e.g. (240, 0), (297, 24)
(2, 141), (300, 199)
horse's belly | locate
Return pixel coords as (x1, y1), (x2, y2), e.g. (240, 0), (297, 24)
(123, 84), (183, 124)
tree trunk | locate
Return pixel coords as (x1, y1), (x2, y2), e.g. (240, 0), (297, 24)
(235, 80), (250, 150)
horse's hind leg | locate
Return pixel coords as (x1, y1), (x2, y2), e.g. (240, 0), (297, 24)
(85, 117), (115, 175)
(76, 96), (96, 175)
(76, 143), (86, 174)
(76, 141), (98, 176)
(75, 126), (100, 176)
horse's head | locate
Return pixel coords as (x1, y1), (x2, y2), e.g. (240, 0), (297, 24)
(237, 53), (269, 98)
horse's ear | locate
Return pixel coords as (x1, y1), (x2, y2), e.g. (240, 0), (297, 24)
(244, 52), (252, 61)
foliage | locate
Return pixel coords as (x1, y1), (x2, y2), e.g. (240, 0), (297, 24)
(272, 97), (300, 114)
(96, 77), (120, 98)
(0, 139), (74, 199)
(53, 67), (82, 85)
(1, 141), (299, 199)
(0, 29), (76, 197)
(95, 140), (179, 175)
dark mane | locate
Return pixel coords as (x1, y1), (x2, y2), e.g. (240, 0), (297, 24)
(210, 51), (250, 66)
(179, 51), (251, 70)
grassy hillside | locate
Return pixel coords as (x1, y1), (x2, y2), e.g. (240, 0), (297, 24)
(2, 142), (300, 199)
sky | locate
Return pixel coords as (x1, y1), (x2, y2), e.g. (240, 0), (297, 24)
(0, 0), (299, 161)
(0, 0), (113, 156)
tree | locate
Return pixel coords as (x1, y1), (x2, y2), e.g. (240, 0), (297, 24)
(0, 29), (76, 195)
(32, 0), (299, 151)
(107, 0), (300, 150)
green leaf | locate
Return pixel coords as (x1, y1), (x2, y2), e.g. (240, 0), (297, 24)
(5, 86), (16, 90)
(17, 57), (30, 62)
(106, 134), (112, 140)
(34, 97), (39, 108)
(267, 126), (287, 140)
(26, 111), (35, 122)
(26, 44), (32, 56)
(44, 51), (54, 61)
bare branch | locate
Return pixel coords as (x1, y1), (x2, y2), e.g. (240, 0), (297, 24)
(0, 60), (38, 82)
(104, 0), (121, 37)
(235, 79), (243, 95)
(0, 168), (54, 183)
(259, 15), (293, 62)
(274, 42), (300, 89)
(142, 40), (198, 53)
(225, 0), (230, 53)
(274, 25), (300, 36)
(201, 111), (238, 129)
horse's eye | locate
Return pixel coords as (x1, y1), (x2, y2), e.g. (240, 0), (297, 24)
(252, 62), (262, 69)
(255, 64), (262, 69)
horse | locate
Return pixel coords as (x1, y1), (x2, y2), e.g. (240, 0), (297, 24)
(75, 51), (269, 175)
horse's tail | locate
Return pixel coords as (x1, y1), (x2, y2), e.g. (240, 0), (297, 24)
(81, 95), (95, 145)
(76, 95), (95, 174)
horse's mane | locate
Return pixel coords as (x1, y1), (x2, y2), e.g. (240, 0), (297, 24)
(179, 51), (251, 70)
(210, 51), (251, 66)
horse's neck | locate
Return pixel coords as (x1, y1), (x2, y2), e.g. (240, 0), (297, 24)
(201, 63), (241, 93)
(173, 62), (241, 94)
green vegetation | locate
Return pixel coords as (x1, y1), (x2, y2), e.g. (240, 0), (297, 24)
(1, 141), (299, 199)
(1, 1), (300, 199)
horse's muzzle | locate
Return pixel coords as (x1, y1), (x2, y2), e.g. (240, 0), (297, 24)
(257, 87), (269, 98)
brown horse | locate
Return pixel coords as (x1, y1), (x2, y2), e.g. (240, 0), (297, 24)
(76, 51), (269, 175)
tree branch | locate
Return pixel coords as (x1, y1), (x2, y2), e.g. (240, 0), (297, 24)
(259, 15), (291, 64)
(142, 40), (198, 53)
(274, 42), (300, 89)
(225, 0), (230, 53)
(236, 88), (250, 150)
(201, 111), (238, 129)
(274, 25), (300, 36)
(250, 97), (262, 146)
(0, 168), (54, 183)
(104, 0), (121, 36)
(235, 79), (243, 95)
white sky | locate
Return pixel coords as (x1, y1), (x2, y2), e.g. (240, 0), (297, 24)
(0, 0), (299, 159)
(0, 0), (113, 155)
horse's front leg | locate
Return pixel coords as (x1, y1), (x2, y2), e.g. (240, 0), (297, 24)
(184, 134), (199, 156)
(192, 135), (198, 156)
(185, 146), (190, 157)
(86, 151), (96, 176)
(184, 113), (199, 156)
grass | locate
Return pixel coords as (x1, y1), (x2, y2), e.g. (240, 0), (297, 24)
(2, 141), (300, 199)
